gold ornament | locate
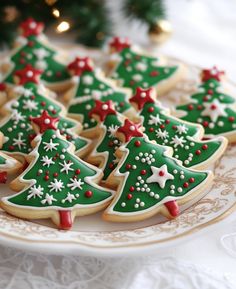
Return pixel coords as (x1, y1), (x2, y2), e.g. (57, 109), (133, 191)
(148, 19), (172, 44)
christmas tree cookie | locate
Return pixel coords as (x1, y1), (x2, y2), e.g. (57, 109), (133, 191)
(0, 132), (22, 183)
(175, 67), (236, 142)
(1, 112), (114, 230)
(106, 36), (185, 95)
(103, 119), (213, 222)
(0, 18), (71, 91)
(0, 65), (91, 162)
(65, 56), (135, 137)
(86, 100), (125, 183)
(130, 87), (227, 169)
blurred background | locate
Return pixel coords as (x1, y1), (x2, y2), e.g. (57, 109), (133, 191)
(0, 0), (235, 80)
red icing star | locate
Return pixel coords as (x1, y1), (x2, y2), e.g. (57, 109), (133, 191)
(129, 87), (155, 110)
(14, 64), (42, 85)
(89, 100), (116, 121)
(117, 119), (143, 142)
(201, 66), (225, 82)
(32, 110), (59, 133)
(19, 18), (44, 38)
(67, 57), (94, 76)
(109, 36), (131, 53)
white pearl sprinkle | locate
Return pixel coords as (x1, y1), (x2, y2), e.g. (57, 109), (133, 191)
(149, 192), (154, 197)
(140, 92), (146, 98)
(177, 187), (183, 193)
(130, 125), (135, 131)
(170, 185), (175, 189)
(121, 202), (126, 207)
(26, 71), (33, 77)
(154, 194), (160, 199)
(170, 190), (175, 194)
(173, 169), (178, 174)
(102, 104), (108, 110)
(140, 202), (145, 207)
(44, 118), (50, 124)
(60, 155), (65, 160)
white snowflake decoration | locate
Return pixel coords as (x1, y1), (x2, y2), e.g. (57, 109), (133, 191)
(27, 185), (44, 200)
(48, 179), (65, 192)
(176, 124), (188, 135)
(156, 129), (169, 139)
(41, 156), (55, 167)
(62, 192), (76, 203)
(148, 114), (164, 126)
(59, 161), (74, 174)
(22, 99), (38, 111)
(11, 110), (26, 123)
(67, 178), (84, 191)
(43, 139), (59, 152)
(108, 124), (119, 138)
(41, 193), (57, 205)
(170, 135), (187, 148)
(12, 133), (26, 149)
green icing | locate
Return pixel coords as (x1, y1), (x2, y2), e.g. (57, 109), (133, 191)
(113, 137), (208, 213)
(176, 79), (236, 136)
(6, 129), (111, 208)
(4, 35), (70, 84)
(140, 102), (223, 168)
(0, 155), (7, 165)
(111, 47), (178, 92)
(0, 82), (88, 155)
(95, 114), (122, 180)
(68, 70), (132, 131)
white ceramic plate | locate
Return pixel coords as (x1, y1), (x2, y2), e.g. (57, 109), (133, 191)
(0, 54), (235, 256)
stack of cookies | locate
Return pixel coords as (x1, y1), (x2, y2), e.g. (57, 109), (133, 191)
(0, 18), (234, 230)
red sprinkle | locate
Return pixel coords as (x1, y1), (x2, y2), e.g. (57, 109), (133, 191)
(149, 127), (154, 132)
(134, 140), (141, 147)
(183, 182), (189, 188)
(202, 144), (208, 150)
(126, 164), (132, 170)
(197, 105), (203, 110)
(148, 107), (154, 113)
(129, 186), (135, 192)
(208, 89), (213, 95)
(141, 170), (146, 175)
(75, 169), (81, 175)
(195, 150), (201, 155)
(203, 121), (209, 127)
(109, 163), (114, 169)
(9, 145), (15, 151)
(150, 70), (159, 77)
(189, 177), (195, 183)
(44, 175), (49, 181)
(229, 116), (235, 122)
(165, 119), (170, 124)
(160, 124), (165, 129)
(108, 141), (114, 147)
(85, 191), (93, 198)
(172, 125), (177, 130)
(53, 173), (58, 177)
(41, 101), (46, 106)
(159, 171), (165, 176)
(127, 193), (133, 200)
(188, 104), (194, 110)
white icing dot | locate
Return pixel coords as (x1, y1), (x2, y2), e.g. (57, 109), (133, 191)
(121, 202), (126, 207)
(62, 148), (66, 153)
(189, 153), (193, 157)
(170, 185), (175, 189)
(146, 188), (150, 192)
(185, 145), (189, 150)
(180, 174), (185, 179)
(140, 180), (144, 184)
(175, 155), (179, 159)
(129, 125), (135, 131)
(132, 165), (137, 169)
(190, 142), (195, 146)
(139, 152), (143, 157)
(177, 187), (183, 193)
(144, 153), (148, 157)
(102, 104), (108, 110)
(218, 121), (224, 127)
(135, 156), (139, 160)
(137, 187), (141, 191)
(151, 150), (156, 154)
(8, 128), (13, 132)
(48, 105), (54, 111)
(136, 198), (141, 203)
(209, 123), (215, 129)
(52, 134), (56, 139)
(180, 171), (184, 174)
(140, 202), (145, 207)
(170, 190), (175, 194)
(173, 169), (178, 174)
(76, 194), (80, 198)
(38, 169), (43, 173)
(140, 92), (146, 98)
(20, 123), (26, 128)
(26, 71), (33, 77)
(134, 204), (139, 209)
(85, 104), (92, 110)
(154, 194), (160, 199)
(184, 160), (189, 165)
(149, 192), (154, 197)
(29, 21), (36, 29)
(141, 158), (146, 163)
(141, 187), (145, 192)
(151, 158), (155, 162)
(144, 184), (148, 188)
(137, 176), (142, 180)
(44, 118), (50, 124)
(60, 155), (65, 160)
(136, 182), (140, 186)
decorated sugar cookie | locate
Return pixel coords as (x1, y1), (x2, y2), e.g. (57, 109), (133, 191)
(0, 65), (91, 161)
(103, 119), (213, 222)
(86, 100), (125, 182)
(0, 132), (22, 183)
(1, 112), (114, 230)
(65, 57), (134, 137)
(130, 87), (228, 169)
(106, 36), (185, 95)
(0, 18), (71, 91)
(175, 67), (236, 142)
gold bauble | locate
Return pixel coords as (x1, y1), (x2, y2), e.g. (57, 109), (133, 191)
(148, 19), (172, 44)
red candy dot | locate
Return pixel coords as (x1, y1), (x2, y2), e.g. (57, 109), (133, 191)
(109, 163), (114, 169)
(75, 169), (81, 175)
(9, 145), (15, 151)
(160, 124), (165, 129)
(195, 150), (201, 155)
(172, 125), (177, 130)
(134, 140), (141, 147)
(56, 71), (62, 77)
(149, 127), (154, 132)
(183, 182), (189, 188)
(229, 116), (235, 122)
(108, 141), (114, 147)
(44, 175), (49, 181)
(203, 96), (209, 101)
(53, 173), (58, 177)
(202, 144), (208, 150)
(189, 177), (195, 183)
(208, 89), (213, 95)
(211, 104), (217, 110)
(141, 170), (146, 175)
(197, 105), (203, 110)
(45, 171), (49, 175)
(85, 191), (93, 198)
(129, 186), (135, 192)
(203, 121), (209, 127)
(126, 164), (132, 170)
(148, 107), (154, 113)
(127, 193), (133, 200)
(165, 119), (170, 124)
(150, 70), (159, 77)
(188, 104), (194, 110)
(159, 171), (165, 176)
(31, 95), (35, 99)
(41, 101), (46, 106)
(119, 102), (124, 107)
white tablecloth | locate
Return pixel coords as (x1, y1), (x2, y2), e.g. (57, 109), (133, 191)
(1, 1), (236, 288)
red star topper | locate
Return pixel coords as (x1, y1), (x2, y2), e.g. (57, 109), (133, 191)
(14, 64), (42, 85)
(89, 100), (116, 121)
(201, 66), (225, 82)
(129, 87), (155, 110)
(109, 36), (131, 53)
(19, 18), (44, 38)
(117, 119), (143, 142)
(32, 110), (59, 133)
(67, 57), (94, 76)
